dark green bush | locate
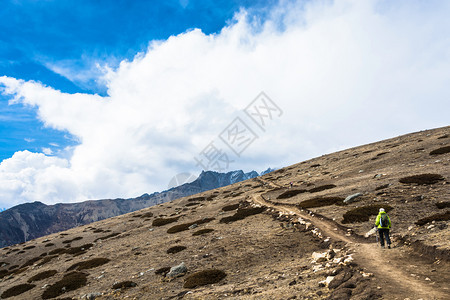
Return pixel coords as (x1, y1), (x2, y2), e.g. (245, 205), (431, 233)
(192, 228), (214, 236)
(1, 283), (35, 298)
(399, 174), (444, 185)
(342, 205), (393, 223)
(42, 272), (87, 299)
(167, 218), (215, 234)
(23, 245), (36, 250)
(183, 269), (226, 288)
(416, 211), (450, 226)
(219, 207), (266, 223)
(36, 255), (57, 267)
(27, 270), (58, 282)
(112, 281), (137, 290)
(277, 189), (307, 199)
(429, 146), (450, 155)
(308, 184), (336, 193)
(44, 243), (55, 247)
(67, 257), (110, 271)
(152, 216), (180, 227)
(166, 245), (187, 254)
(221, 203), (240, 211)
(298, 197), (345, 209)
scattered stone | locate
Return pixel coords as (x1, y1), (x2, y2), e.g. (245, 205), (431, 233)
(166, 262), (187, 278)
(82, 292), (103, 300)
(344, 193), (363, 204)
(188, 224), (198, 230)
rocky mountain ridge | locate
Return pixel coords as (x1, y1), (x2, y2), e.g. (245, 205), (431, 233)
(0, 169), (265, 248)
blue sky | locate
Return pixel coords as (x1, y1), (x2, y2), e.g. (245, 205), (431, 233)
(0, 0), (449, 209)
(0, 0), (276, 161)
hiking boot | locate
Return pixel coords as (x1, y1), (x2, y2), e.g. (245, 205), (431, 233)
(388, 245), (391, 249)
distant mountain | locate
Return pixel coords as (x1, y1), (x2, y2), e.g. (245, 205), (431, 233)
(0, 170), (260, 248)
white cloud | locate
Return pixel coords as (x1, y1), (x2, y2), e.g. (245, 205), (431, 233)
(0, 0), (449, 208)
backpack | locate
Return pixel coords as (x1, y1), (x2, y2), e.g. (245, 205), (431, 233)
(380, 214), (389, 228)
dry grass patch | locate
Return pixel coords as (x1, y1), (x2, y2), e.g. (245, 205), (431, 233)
(308, 184), (336, 193)
(183, 269), (226, 288)
(416, 211), (450, 226)
(298, 197), (345, 209)
(436, 201), (450, 209)
(42, 272), (87, 299)
(221, 203), (240, 211)
(155, 267), (170, 276)
(342, 205), (393, 224)
(27, 270), (58, 283)
(166, 246), (187, 254)
(192, 228), (214, 236)
(167, 218), (215, 234)
(219, 207), (266, 223)
(152, 216), (180, 227)
(1, 283), (35, 298)
(277, 189), (307, 199)
(112, 281), (137, 290)
(429, 146), (450, 155)
(399, 174), (445, 185)
(67, 257), (110, 271)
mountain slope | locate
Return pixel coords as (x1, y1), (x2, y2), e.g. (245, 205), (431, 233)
(0, 126), (448, 300)
(0, 170), (261, 248)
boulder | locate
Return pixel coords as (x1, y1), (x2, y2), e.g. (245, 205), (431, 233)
(344, 193), (363, 204)
(167, 262), (187, 278)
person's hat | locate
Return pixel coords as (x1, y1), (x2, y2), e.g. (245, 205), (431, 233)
(379, 208), (385, 212)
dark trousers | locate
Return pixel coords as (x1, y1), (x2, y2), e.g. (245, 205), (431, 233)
(378, 228), (391, 247)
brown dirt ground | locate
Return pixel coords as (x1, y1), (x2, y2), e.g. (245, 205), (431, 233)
(0, 126), (449, 300)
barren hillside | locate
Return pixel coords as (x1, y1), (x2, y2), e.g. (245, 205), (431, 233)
(0, 126), (449, 300)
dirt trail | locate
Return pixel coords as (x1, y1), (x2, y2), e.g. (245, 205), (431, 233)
(252, 192), (448, 299)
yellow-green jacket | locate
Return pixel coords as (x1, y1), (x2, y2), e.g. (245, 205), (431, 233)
(375, 211), (391, 229)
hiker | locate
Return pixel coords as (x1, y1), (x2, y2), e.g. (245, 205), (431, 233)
(375, 208), (391, 248)
(289, 182), (293, 188)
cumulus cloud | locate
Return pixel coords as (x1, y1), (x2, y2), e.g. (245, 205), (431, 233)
(1, 0), (449, 208)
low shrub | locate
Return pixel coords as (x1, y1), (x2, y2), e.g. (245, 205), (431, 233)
(399, 174), (445, 185)
(112, 281), (137, 290)
(436, 201), (450, 209)
(221, 203), (240, 211)
(308, 184), (336, 193)
(152, 216), (180, 227)
(185, 202), (200, 207)
(48, 248), (66, 255)
(437, 134), (449, 139)
(36, 255), (57, 267)
(167, 218), (215, 234)
(277, 189), (307, 199)
(0, 269), (9, 279)
(44, 243), (55, 247)
(183, 269), (227, 288)
(94, 232), (120, 242)
(298, 197), (345, 209)
(429, 146), (450, 155)
(93, 229), (104, 233)
(1, 283), (35, 298)
(65, 243), (93, 255)
(310, 164), (321, 168)
(416, 211), (450, 226)
(27, 270), (58, 283)
(219, 207), (266, 223)
(67, 257), (110, 271)
(140, 212), (153, 218)
(42, 272), (87, 299)
(23, 245), (36, 250)
(155, 267), (170, 276)
(375, 184), (390, 191)
(342, 205), (393, 224)
(166, 246), (187, 254)
(192, 228), (214, 236)
(21, 256), (42, 268)
(188, 196), (206, 202)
